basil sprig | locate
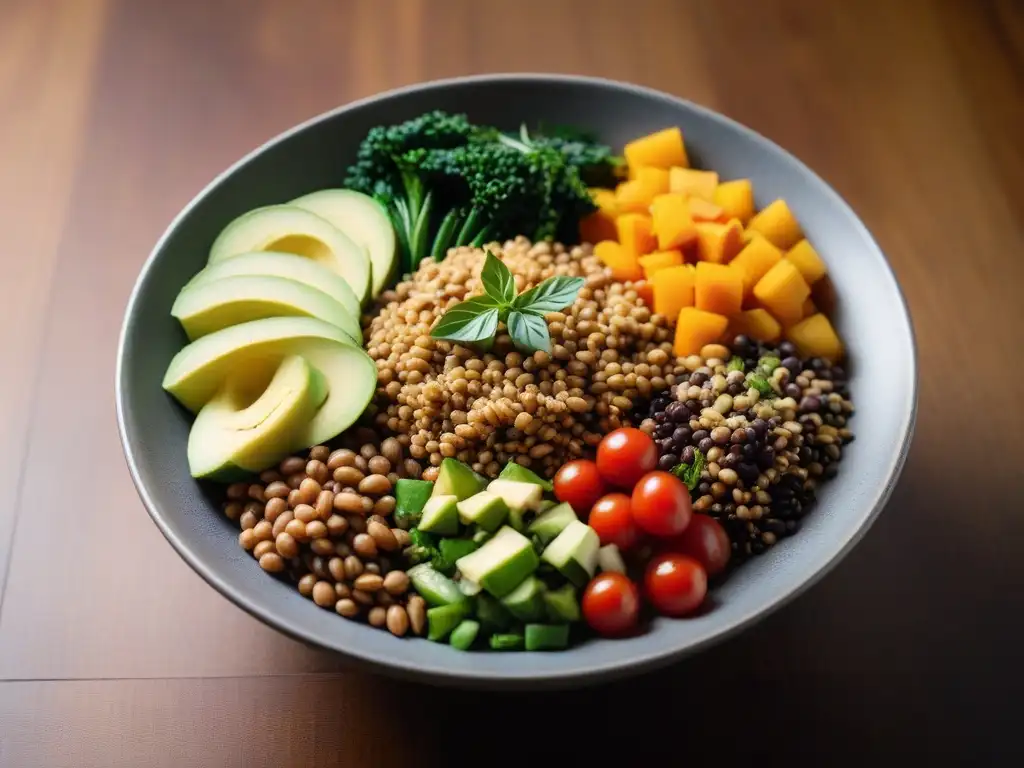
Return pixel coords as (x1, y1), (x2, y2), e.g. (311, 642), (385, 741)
(431, 251), (583, 353)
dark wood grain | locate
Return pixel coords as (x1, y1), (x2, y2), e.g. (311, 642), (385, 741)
(0, 0), (1021, 764)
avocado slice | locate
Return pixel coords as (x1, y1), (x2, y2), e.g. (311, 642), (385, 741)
(171, 274), (360, 343)
(432, 458), (487, 501)
(541, 521), (601, 587)
(448, 619), (481, 651)
(394, 478), (434, 527)
(455, 525), (539, 598)
(498, 461), (553, 492)
(597, 543), (627, 574)
(290, 189), (396, 298)
(525, 623), (571, 651)
(427, 602), (469, 642)
(162, 317), (375, 447)
(418, 495), (460, 535)
(543, 582), (582, 623)
(406, 563), (466, 607)
(486, 479), (544, 512)
(501, 575), (546, 622)
(456, 491), (510, 532)
(527, 502), (578, 546)
(208, 204), (371, 304)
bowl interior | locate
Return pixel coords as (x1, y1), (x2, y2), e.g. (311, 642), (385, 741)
(117, 75), (916, 687)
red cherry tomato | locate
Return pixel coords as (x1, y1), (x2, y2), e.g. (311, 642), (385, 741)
(596, 428), (657, 489)
(661, 514), (731, 577)
(588, 493), (640, 550)
(582, 572), (641, 637)
(553, 459), (606, 516)
(630, 471), (693, 537)
(644, 553), (707, 617)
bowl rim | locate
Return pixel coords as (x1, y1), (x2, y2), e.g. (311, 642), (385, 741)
(115, 72), (918, 687)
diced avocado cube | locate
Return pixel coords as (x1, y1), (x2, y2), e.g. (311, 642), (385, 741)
(456, 491), (509, 532)
(527, 502), (578, 546)
(471, 527), (494, 545)
(500, 575), (546, 622)
(597, 543), (627, 574)
(449, 619), (481, 651)
(418, 495), (459, 535)
(525, 623), (571, 651)
(498, 461), (553, 491)
(432, 458), (487, 501)
(486, 479), (544, 513)
(536, 499), (558, 513)
(406, 563), (466, 607)
(394, 478), (433, 527)
(541, 520), (600, 587)
(489, 633), (525, 651)
(475, 592), (513, 632)
(427, 602), (469, 642)
(439, 537), (478, 564)
(543, 582), (582, 623)
(455, 526), (539, 598)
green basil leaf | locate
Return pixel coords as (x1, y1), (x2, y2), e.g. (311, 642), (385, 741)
(430, 298), (500, 342)
(480, 250), (516, 306)
(513, 275), (585, 315)
(507, 310), (551, 354)
(671, 449), (706, 492)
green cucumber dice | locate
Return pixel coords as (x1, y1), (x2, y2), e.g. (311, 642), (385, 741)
(489, 633), (525, 651)
(449, 619), (481, 651)
(427, 602), (470, 642)
(543, 582), (581, 623)
(500, 575), (546, 622)
(407, 563), (466, 607)
(498, 462), (553, 491)
(394, 479), (433, 527)
(525, 623), (571, 651)
(527, 502), (578, 546)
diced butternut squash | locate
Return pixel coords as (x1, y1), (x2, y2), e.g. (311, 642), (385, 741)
(650, 193), (697, 250)
(728, 308), (782, 344)
(616, 213), (657, 260)
(695, 262), (744, 316)
(713, 179), (755, 224)
(674, 307), (729, 357)
(748, 199), (803, 250)
(635, 166), (670, 196)
(652, 264), (695, 320)
(688, 198), (728, 223)
(636, 281), (655, 308)
(595, 240), (643, 282)
(669, 168), (718, 200)
(730, 235), (783, 298)
(590, 187), (618, 216)
(695, 220), (744, 264)
(785, 239), (828, 284)
(639, 250), (683, 279)
(615, 180), (656, 213)
(785, 313), (844, 362)
(579, 188), (618, 243)
(753, 259), (810, 325)
(624, 127), (689, 171)
(801, 296), (817, 318)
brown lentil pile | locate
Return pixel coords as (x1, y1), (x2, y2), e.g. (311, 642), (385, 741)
(223, 431), (428, 637)
(365, 237), (688, 478)
(637, 335), (855, 561)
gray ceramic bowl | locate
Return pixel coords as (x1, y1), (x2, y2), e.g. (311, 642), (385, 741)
(116, 74), (916, 689)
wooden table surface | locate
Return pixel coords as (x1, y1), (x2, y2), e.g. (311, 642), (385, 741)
(2, 0), (1022, 764)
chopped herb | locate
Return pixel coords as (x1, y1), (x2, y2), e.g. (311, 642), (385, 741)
(727, 356), (746, 372)
(757, 355), (781, 374)
(672, 449), (707, 492)
(747, 373), (775, 398)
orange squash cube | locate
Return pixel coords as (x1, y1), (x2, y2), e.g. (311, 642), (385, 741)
(652, 264), (696, 320)
(674, 307), (729, 357)
(579, 188), (619, 243)
(616, 213), (657, 260)
(801, 296), (817, 318)
(728, 308), (782, 344)
(595, 240), (643, 282)
(635, 166), (670, 196)
(636, 281), (655, 308)
(639, 249), (684, 279)
(748, 199), (803, 250)
(695, 262), (744, 316)
(713, 179), (755, 224)
(624, 127), (689, 171)
(753, 259), (810, 325)
(730, 235), (783, 298)
(650, 193), (697, 250)
(669, 168), (718, 200)
(695, 220), (744, 264)
(688, 198), (728, 223)
(615, 180), (655, 213)
(785, 313), (844, 362)
(785, 239), (828, 284)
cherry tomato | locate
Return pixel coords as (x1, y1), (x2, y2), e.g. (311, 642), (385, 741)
(596, 428), (657, 488)
(661, 514), (731, 577)
(630, 471), (693, 537)
(644, 553), (707, 617)
(588, 493), (640, 550)
(582, 572), (641, 637)
(553, 459), (606, 516)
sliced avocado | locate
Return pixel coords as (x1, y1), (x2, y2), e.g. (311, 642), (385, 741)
(487, 479), (544, 514)
(471, 527), (494, 545)
(432, 458), (488, 501)
(163, 317), (376, 447)
(489, 633), (525, 651)
(208, 204), (371, 303)
(543, 582), (582, 623)
(597, 543), (627, 574)
(394, 479), (434, 527)
(541, 521), (600, 587)
(418, 495), (460, 535)
(500, 575), (546, 622)
(427, 602), (469, 642)
(456, 491), (509, 532)
(525, 623), (571, 651)
(406, 563), (466, 607)
(474, 592), (512, 632)
(498, 461), (554, 491)
(448, 619), (481, 651)
(455, 526), (539, 598)
(186, 355), (327, 480)
(527, 502), (578, 546)
(290, 189), (397, 297)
